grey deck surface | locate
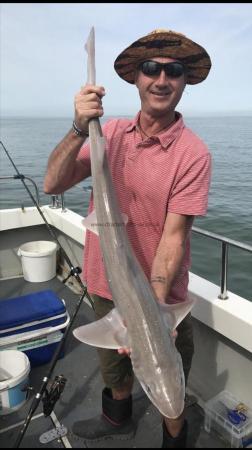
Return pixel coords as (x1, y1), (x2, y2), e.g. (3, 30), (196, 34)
(0, 276), (229, 448)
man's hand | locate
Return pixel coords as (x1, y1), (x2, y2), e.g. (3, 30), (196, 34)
(118, 347), (132, 356)
(74, 84), (106, 133)
(172, 329), (178, 340)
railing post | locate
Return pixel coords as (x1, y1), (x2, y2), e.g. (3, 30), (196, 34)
(50, 195), (60, 209)
(218, 242), (229, 300)
(61, 194), (67, 212)
(50, 194), (66, 212)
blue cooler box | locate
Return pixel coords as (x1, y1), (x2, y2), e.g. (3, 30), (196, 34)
(0, 290), (69, 367)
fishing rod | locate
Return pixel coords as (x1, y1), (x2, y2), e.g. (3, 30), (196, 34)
(0, 140), (94, 447)
(0, 140), (93, 308)
(13, 290), (86, 448)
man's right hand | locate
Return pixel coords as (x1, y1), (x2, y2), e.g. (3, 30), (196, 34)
(74, 84), (106, 133)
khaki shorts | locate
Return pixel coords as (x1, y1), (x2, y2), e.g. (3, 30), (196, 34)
(92, 294), (194, 390)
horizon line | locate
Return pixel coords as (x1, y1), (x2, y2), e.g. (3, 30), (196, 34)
(2, 111), (252, 119)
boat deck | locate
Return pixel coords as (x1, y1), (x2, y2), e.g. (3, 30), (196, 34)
(0, 276), (228, 448)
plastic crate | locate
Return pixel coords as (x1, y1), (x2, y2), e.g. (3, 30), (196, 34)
(204, 391), (252, 448)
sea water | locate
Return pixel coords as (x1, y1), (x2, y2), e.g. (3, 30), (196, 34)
(1, 115), (251, 300)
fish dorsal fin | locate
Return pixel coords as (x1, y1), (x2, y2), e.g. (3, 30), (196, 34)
(82, 209), (128, 236)
(73, 308), (128, 349)
(158, 298), (196, 331)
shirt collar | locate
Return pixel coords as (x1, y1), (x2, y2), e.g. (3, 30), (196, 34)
(125, 112), (140, 133)
(125, 111), (184, 150)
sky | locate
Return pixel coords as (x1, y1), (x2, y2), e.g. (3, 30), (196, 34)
(1, 3), (252, 117)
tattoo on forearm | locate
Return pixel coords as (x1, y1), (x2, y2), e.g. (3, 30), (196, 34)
(150, 276), (166, 284)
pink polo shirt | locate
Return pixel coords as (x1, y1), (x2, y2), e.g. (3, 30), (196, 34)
(77, 112), (211, 304)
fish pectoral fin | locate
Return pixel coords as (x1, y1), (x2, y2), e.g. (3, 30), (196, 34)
(82, 209), (99, 235)
(82, 209), (128, 236)
(73, 307), (128, 349)
(158, 298), (196, 331)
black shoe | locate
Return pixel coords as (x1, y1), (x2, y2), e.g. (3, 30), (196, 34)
(72, 388), (136, 442)
(162, 420), (188, 448)
(72, 414), (136, 442)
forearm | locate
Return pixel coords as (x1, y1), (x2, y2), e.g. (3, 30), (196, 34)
(44, 84), (105, 194)
(44, 129), (88, 194)
(150, 243), (185, 304)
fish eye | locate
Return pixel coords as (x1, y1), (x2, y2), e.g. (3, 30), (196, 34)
(146, 385), (152, 394)
(145, 381), (156, 395)
(174, 370), (184, 387)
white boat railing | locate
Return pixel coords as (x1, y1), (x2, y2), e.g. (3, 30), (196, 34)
(49, 193), (252, 301)
(192, 226), (252, 300)
(2, 178), (251, 303)
(54, 192), (252, 302)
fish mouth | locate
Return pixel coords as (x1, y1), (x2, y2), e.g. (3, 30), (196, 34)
(142, 382), (184, 419)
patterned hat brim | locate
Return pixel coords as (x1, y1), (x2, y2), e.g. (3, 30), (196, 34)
(114, 31), (211, 85)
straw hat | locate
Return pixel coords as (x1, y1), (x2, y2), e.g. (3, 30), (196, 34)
(114, 29), (211, 85)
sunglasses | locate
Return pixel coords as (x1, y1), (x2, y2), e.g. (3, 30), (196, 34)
(138, 60), (186, 79)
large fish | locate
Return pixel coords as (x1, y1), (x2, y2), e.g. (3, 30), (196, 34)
(73, 27), (195, 419)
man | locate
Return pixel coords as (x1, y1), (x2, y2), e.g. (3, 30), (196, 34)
(44, 29), (212, 448)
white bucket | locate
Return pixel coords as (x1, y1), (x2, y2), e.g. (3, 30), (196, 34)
(0, 350), (30, 415)
(18, 241), (57, 282)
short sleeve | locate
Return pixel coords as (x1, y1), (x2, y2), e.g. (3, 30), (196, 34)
(76, 119), (115, 171)
(168, 153), (212, 216)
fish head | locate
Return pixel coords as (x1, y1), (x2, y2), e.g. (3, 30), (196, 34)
(130, 335), (185, 419)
